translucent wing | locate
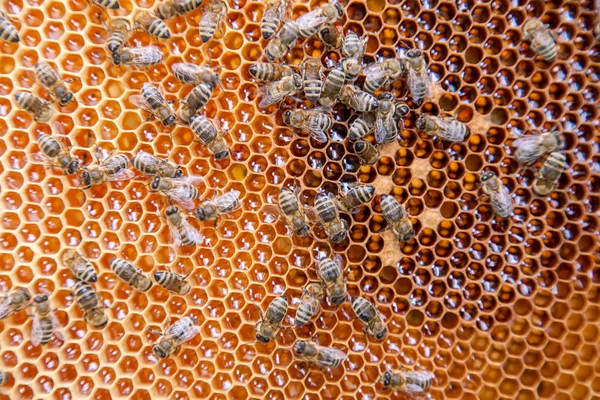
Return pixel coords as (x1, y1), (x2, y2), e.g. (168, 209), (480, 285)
(31, 314), (43, 346)
(513, 134), (543, 164)
(0, 300), (11, 319)
(216, 190), (241, 213)
(167, 218), (183, 248)
(317, 347), (347, 368)
(167, 186), (196, 210)
(106, 169), (135, 182)
(180, 217), (203, 244)
(364, 62), (390, 81)
(173, 325), (201, 346)
(259, 83), (288, 108)
(172, 175), (204, 186)
(129, 46), (163, 65)
(51, 312), (64, 341)
(130, 94), (153, 112)
(172, 63), (201, 84)
(374, 112), (393, 144)
(31, 152), (54, 165)
(305, 117), (328, 143)
(296, 12), (328, 35)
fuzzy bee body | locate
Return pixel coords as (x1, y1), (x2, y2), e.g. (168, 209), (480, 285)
(35, 62), (74, 107)
(0, 11), (19, 42)
(35, 133), (80, 175)
(264, 20), (299, 61)
(317, 256), (346, 305)
(351, 296), (387, 340)
(166, 205), (203, 248)
(112, 46), (164, 67)
(314, 193), (347, 244)
(259, 74), (303, 108)
(72, 280), (107, 328)
(533, 151), (566, 196)
(62, 250), (98, 283)
(172, 63), (220, 87)
(150, 175), (203, 210)
(0, 371), (9, 385)
(30, 295), (63, 346)
(319, 66), (346, 107)
(480, 172), (513, 218)
(106, 18), (130, 53)
(283, 108), (332, 143)
(155, 0), (203, 20)
(278, 188), (311, 236)
(179, 83), (214, 123)
(255, 295), (288, 343)
(15, 92), (52, 122)
(296, 2), (343, 39)
(342, 31), (362, 57)
(363, 58), (404, 93)
(135, 11), (171, 39)
(381, 194), (414, 242)
(354, 140), (379, 165)
(301, 58), (323, 104)
(154, 270), (191, 295)
(379, 369), (435, 394)
(339, 85), (379, 112)
(195, 190), (241, 222)
(249, 62), (293, 81)
(151, 316), (200, 358)
(110, 258), (153, 292)
(318, 23), (343, 48)
(374, 93), (402, 144)
(92, 0), (120, 10)
(416, 114), (469, 142)
(513, 129), (563, 165)
(522, 19), (557, 62)
(131, 82), (176, 127)
(336, 185), (375, 212)
(80, 153), (134, 189)
(295, 283), (324, 327)
(293, 340), (347, 369)
(131, 151), (182, 178)
(261, 0), (286, 39)
(403, 49), (432, 104)
(0, 288), (32, 320)
(190, 115), (230, 159)
(348, 114), (374, 141)
(199, 0), (227, 43)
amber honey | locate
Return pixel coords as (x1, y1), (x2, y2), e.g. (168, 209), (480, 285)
(0, 0), (598, 398)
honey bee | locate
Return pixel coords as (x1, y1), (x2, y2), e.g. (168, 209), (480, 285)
(263, 20), (299, 61)
(172, 63), (220, 87)
(30, 295), (63, 346)
(522, 19), (557, 62)
(199, 0), (227, 43)
(62, 249), (98, 283)
(533, 151), (567, 196)
(301, 58), (324, 104)
(112, 46), (164, 67)
(374, 93), (405, 144)
(154, 268), (191, 295)
(179, 83), (215, 124)
(35, 61), (75, 107)
(416, 113), (469, 143)
(92, 0), (121, 10)
(0, 11), (19, 43)
(255, 295), (288, 343)
(339, 85), (379, 112)
(316, 256), (346, 305)
(342, 31), (365, 58)
(403, 49), (432, 104)
(314, 193), (348, 244)
(249, 62), (294, 82)
(0, 288), (32, 320)
(110, 258), (153, 292)
(293, 340), (347, 369)
(0, 371), (9, 386)
(363, 58), (405, 93)
(380, 194), (414, 242)
(512, 128), (563, 165)
(105, 18), (130, 53)
(317, 23), (343, 49)
(479, 172), (513, 218)
(166, 204), (203, 248)
(296, 1), (344, 39)
(190, 115), (231, 159)
(155, 0), (203, 20)
(134, 10), (171, 39)
(295, 282), (324, 327)
(318, 65), (346, 107)
(278, 187), (311, 237)
(131, 150), (183, 178)
(336, 184), (375, 212)
(348, 113), (374, 141)
(340, 36), (366, 81)
(150, 175), (204, 210)
(32, 132), (80, 175)
(351, 296), (387, 340)
(195, 189), (241, 223)
(379, 368), (435, 394)
(149, 316), (200, 358)
(283, 108), (332, 143)
(354, 140), (380, 165)
(130, 82), (176, 127)
(79, 152), (134, 189)
(72, 280), (108, 328)
(259, 74), (303, 108)
(261, 0), (287, 40)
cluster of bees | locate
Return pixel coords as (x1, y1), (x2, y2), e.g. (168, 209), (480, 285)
(0, 0), (590, 395)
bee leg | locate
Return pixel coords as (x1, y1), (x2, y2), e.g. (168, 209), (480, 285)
(432, 135), (444, 150)
(477, 194), (489, 202)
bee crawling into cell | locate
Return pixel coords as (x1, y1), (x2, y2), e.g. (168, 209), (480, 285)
(148, 316), (200, 359)
(378, 365), (435, 397)
(478, 171), (513, 218)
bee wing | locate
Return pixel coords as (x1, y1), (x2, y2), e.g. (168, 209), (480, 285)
(303, 205), (319, 224)
(51, 312), (64, 341)
(167, 218), (183, 248)
(513, 134), (541, 148)
(132, 46), (164, 65)
(258, 83), (288, 108)
(513, 134), (543, 163)
(174, 325), (201, 346)
(181, 217), (204, 244)
(134, 150), (161, 166)
(167, 186), (196, 210)
(216, 190), (241, 212)
(172, 63), (200, 84)
(31, 314), (43, 346)
(31, 152), (53, 165)
(374, 113), (387, 144)
(305, 118), (328, 143)
(364, 62), (389, 81)
(106, 169), (135, 182)
(130, 94), (153, 112)
(172, 175), (204, 186)
(318, 347), (347, 367)
(296, 12), (328, 31)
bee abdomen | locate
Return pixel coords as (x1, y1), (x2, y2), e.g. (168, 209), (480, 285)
(349, 116), (372, 140)
(315, 196), (337, 222)
(146, 18), (171, 39)
(265, 295), (288, 322)
(39, 319), (54, 344)
(0, 19), (19, 43)
(38, 134), (61, 158)
(110, 258), (153, 292)
(92, 0), (120, 9)
(262, 21), (279, 40)
(317, 258), (340, 282)
(304, 80), (322, 104)
(199, 17), (218, 43)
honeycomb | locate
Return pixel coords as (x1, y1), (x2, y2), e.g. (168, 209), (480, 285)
(0, 0), (599, 398)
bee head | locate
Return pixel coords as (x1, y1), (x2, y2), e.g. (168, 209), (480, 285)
(377, 92), (394, 101)
(150, 176), (160, 191)
(80, 170), (91, 188)
(215, 150), (230, 160)
(331, 294), (346, 305)
(152, 344), (168, 359)
(331, 231), (347, 244)
(112, 52), (121, 65)
(165, 206), (179, 216)
(293, 340), (307, 355)
(67, 160), (80, 175)
(59, 93), (74, 107)
(292, 74), (303, 89)
(255, 334), (270, 343)
(248, 65), (257, 76)
(376, 328), (387, 340)
(283, 110), (292, 125)
(381, 371), (392, 387)
(354, 141), (367, 152)
(163, 115), (176, 126)
(481, 172), (495, 182)
(195, 206), (207, 221)
(174, 168), (183, 178)
(34, 295), (48, 303)
(406, 49), (421, 58)
(107, 43), (120, 52)
(401, 229), (415, 242)
(415, 115), (427, 130)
